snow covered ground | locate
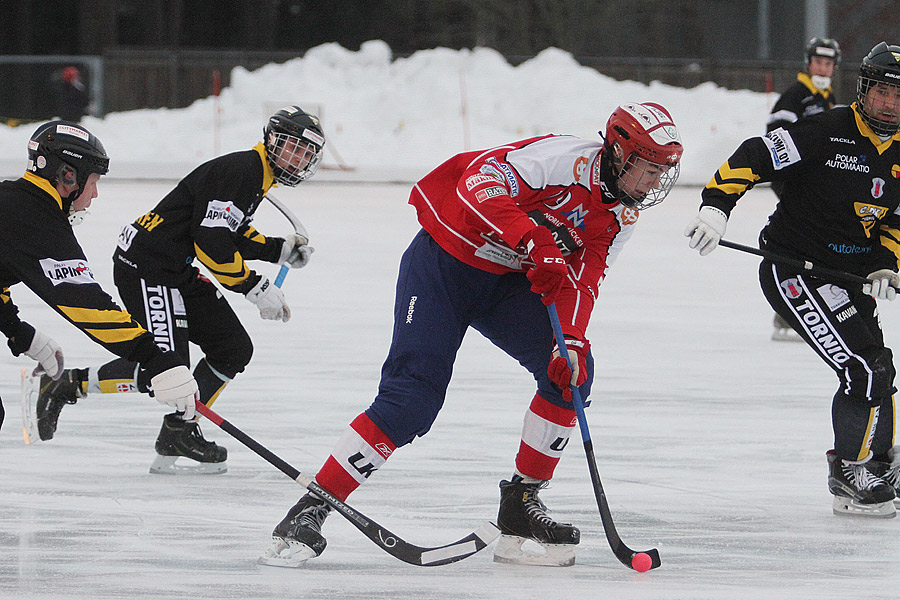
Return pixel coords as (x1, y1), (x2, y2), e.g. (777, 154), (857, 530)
(3, 179), (900, 599)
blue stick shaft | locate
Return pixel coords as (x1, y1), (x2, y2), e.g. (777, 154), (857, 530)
(274, 263), (289, 288)
(546, 303), (591, 443)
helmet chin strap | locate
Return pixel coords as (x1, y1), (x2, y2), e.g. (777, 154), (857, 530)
(59, 181), (88, 224)
(602, 144), (642, 205)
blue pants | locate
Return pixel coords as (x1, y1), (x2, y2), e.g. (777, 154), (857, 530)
(366, 229), (593, 447)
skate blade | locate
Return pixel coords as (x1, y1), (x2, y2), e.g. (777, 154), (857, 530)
(149, 454), (228, 475)
(771, 328), (803, 342)
(20, 369), (41, 445)
(257, 536), (317, 568)
(492, 534), (575, 567)
(832, 495), (896, 518)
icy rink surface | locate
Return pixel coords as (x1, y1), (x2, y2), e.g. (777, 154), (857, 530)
(2, 180), (900, 599)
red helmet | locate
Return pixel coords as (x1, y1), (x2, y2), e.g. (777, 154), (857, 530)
(602, 102), (683, 209)
(605, 102), (683, 168)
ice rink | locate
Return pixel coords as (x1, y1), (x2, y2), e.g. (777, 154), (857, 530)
(3, 179), (900, 599)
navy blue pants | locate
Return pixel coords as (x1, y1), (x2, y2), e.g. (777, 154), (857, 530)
(365, 229), (594, 448)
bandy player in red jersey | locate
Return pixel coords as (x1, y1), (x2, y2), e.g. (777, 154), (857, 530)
(261, 102), (684, 568)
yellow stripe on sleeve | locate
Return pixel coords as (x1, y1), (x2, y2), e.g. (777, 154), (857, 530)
(58, 305), (135, 325)
(84, 326), (146, 344)
(194, 244), (250, 286)
(880, 227), (900, 266)
(242, 225), (267, 243)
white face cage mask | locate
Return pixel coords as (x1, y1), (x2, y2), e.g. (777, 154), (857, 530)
(616, 154), (680, 210)
(267, 131), (324, 186)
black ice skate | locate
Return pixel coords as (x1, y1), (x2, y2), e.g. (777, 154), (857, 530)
(149, 412), (228, 475)
(827, 450), (896, 518)
(493, 476), (580, 567)
(870, 446), (900, 509)
(20, 368), (87, 443)
(258, 492), (332, 568)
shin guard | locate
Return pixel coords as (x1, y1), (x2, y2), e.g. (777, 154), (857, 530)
(315, 413), (397, 501)
(515, 393), (577, 481)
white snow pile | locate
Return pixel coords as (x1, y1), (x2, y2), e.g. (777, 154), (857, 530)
(0, 40), (773, 183)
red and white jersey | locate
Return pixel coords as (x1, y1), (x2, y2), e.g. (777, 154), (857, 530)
(409, 134), (639, 338)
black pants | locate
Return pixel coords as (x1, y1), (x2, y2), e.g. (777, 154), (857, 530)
(102, 264), (253, 403)
(759, 259), (896, 461)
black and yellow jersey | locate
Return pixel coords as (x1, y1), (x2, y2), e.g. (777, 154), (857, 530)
(114, 143), (284, 293)
(0, 173), (165, 365)
(766, 72), (836, 133)
(702, 104), (900, 275)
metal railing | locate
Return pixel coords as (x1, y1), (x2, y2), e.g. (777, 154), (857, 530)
(0, 51), (858, 125)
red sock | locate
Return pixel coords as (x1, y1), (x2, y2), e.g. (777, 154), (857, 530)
(314, 413), (397, 501)
(514, 393), (577, 481)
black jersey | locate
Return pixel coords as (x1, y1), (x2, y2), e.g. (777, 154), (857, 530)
(766, 73), (836, 133)
(114, 143), (284, 293)
(0, 173), (163, 364)
(702, 103), (900, 275)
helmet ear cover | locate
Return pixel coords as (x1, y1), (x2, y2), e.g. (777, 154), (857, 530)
(57, 164), (77, 187)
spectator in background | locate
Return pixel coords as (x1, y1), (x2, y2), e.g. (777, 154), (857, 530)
(53, 66), (91, 123)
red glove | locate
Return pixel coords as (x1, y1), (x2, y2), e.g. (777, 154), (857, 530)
(523, 227), (567, 306)
(547, 337), (590, 402)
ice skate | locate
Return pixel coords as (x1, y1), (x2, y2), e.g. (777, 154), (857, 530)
(493, 476), (580, 567)
(827, 450), (895, 518)
(870, 446), (900, 508)
(771, 313), (803, 342)
(21, 368), (86, 443)
(149, 412), (227, 474)
(259, 492), (331, 568)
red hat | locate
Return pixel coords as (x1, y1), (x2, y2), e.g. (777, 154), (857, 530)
(62, 66), (80, 84)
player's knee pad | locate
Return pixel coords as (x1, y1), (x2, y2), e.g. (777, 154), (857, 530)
(867, 348), (896, 401)
(206, 334), (253, 377)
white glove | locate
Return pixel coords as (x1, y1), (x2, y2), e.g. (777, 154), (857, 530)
(246, 276), (291, 322)
(25, 330), (64, 380)
(278, 233), (315, 269)
(685, 206), (729, 256)
(150, 365), (198, 420)
(864, 269), (900, 301)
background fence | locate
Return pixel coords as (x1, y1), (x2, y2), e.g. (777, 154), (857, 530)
(0, 50), (860, 126)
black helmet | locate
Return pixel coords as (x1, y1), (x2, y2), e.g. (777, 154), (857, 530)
(27, 120), (109, 200)
(263, 106), (325, 186)
(805, 37), (841, 66)
(856, 42), (900, 136)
